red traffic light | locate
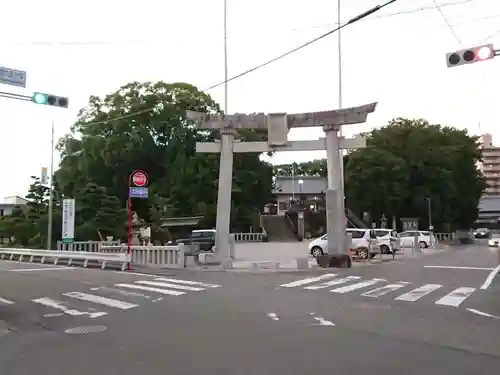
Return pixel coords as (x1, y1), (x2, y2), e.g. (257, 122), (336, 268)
(446, 44), (495, 67)
(475, 45), (494, 60)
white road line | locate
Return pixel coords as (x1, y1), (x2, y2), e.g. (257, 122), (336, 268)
(362, 282), (410, 298)
(312, 316), (335, 326)
(424, 266), (494, 271)
(0, 297), (14, 305)
(135, 280), (205, 292)
(154, 278), (221, 288)
(9, 267), (74, 272)
(31, 297), (107, 318)
(279, 274), (338, 288)
(435, 287), (476, 307)
(480, 264), (500, 290)
(467, 308), (500, 319)
(395, 284), (442, 302)
(267, 313), (279, 321)
(90, 287), (151, 298)
(304, 276), (361, 290)
(115, 283), (185, 296)
(63, 292), (138, 310)
(115, 272), (157, 277)
(330, 279), (380, 294)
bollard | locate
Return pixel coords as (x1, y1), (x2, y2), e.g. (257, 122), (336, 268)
(229, 234), (236, 260)
(412, 232), (420, 255)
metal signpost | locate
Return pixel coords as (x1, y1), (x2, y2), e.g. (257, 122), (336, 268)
(127, 170), (148, 270)
(187, 102), (377, 267)
(0, 66), (26, 88)
(61, 199), (76, 244)
(401, 217), (420, 255)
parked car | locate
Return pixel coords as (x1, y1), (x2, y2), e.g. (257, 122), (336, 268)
(167, 229), (216, 252)
(308, 229), (382, 259)
(474, 228), (490, 239)
(373, 229), (400, 254)
(308, 234), (328, 257)
(487, 230), (500, 247)
(397, 230), (436, 248)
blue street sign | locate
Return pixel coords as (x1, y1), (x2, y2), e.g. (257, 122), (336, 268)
(0, 66), (27, 88)
(129, 187), (148, 199)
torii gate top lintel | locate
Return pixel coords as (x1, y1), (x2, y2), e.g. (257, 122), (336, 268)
(186, 102), (378, 130)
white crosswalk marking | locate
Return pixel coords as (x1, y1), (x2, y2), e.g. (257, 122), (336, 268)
(134, 280), (205, 292)
(114, 283), (185, 296)
(154, 278), (221, 288)
(26, 277), (220, 321)
(32, 297), (107, 318)
(0, 297), (14, 305)
(90, 286), (151, 299)
(362, 282), (410, 298)
(279, 274), (338, 288)
(305, 276), (361, 290)
(277, 274), (478, 308)
(63, 292), (138, 310)
(330, 279), (381, 294)
(395, 284), (442, 302)
(435, 287), (476, 307)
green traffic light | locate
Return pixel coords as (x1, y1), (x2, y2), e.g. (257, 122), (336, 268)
(32, 92), (48, 105)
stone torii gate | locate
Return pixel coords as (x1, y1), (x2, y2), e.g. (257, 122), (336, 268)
(187, 102), (377, 266)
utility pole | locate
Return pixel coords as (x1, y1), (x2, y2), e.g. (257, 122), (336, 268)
(425, 197), (432, 246)
(47, 119), (55, 250)
(337, 0), (346, 235)
(223, 0), (228, 114)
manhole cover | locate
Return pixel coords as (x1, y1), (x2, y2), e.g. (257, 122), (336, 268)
(65, 325), (107, 334)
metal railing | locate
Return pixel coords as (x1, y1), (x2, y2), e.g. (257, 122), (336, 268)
(434, 232), (455, 242)
(57, 240), (120, 252)
(99, 245), (185, 268)
(232, 232), (264, 242)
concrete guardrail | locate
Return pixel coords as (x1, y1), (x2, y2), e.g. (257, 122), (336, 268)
(99, 244), (186, 268)
(0, 248), (131, 271)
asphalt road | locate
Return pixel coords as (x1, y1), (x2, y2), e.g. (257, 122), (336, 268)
(1, 244), (499, 374)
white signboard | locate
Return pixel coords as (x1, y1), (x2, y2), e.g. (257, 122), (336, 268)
(62, 199), (75, 243)
(0, 66), (27, 88)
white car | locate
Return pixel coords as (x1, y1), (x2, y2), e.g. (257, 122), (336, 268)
(488, 231), (500, 247)
(308, 229), (383, 259)
(398, 230), (436, 248)
(373, 229), (400, 254)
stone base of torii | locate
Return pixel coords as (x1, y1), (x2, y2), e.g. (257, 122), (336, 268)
(187, 103), (377, 268)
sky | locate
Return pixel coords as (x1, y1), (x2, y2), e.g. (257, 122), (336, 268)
(0, 0), (499, 199)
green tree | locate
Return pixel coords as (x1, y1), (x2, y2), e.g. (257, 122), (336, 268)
(1, 207), (33, 247)
(273, 159), (327, 177)
(74, 183), (126, 240)
(344, 117), (486, 231)
(56, 81), (273, 232)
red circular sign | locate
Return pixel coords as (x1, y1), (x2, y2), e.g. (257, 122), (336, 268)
(131, 171), (147, 187)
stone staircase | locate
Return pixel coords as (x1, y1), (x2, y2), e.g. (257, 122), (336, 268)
(261, 215), (298, 242)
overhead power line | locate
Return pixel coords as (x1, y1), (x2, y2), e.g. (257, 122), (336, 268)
(477, 28), (500, 44)
(73, 0), (400, 128)
(291, 0), (477, 31)
(3, 0), (477, 47)
(203, 0), (401, 91)
(432, 0), (463, 46)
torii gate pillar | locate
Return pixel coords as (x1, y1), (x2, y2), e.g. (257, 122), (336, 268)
(187, 103), (377, 266)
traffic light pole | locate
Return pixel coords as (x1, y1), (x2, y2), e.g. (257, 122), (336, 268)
(47, 119), (55, 250)
(0, 91), (31, 102)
